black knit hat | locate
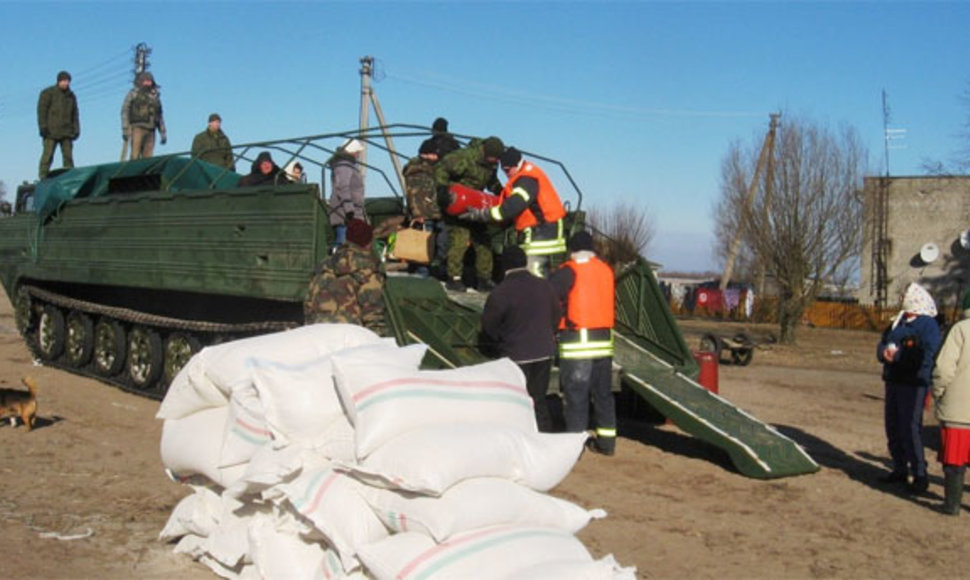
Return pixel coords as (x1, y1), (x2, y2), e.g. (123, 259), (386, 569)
(482, 136), (505, 160)
(501, 245), (527, 271)
(419, 138), (436, 156)
(499, 147), (522, 169)
(432, 117), (449, 133)
(568, 231), (595, 253)
(208, 113), (221, 122)
(57, 71), (71, 82)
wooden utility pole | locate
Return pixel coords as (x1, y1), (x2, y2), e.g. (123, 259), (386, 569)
(358, 56), (406, 194)
(719, 113), (780, 291)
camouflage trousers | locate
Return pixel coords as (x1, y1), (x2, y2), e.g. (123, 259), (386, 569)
(446, 224), (493, 281)
(39, 138), (73, 179)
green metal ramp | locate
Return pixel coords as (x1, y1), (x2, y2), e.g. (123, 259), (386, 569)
(382, 267), (819, 479)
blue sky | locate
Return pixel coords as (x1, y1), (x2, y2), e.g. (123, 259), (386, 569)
(0, 1), (967, 272)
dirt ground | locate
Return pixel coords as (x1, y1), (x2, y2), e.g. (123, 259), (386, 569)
(2, 292), (968, 579)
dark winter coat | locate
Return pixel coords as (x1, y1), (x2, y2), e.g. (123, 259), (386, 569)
(481, 269), (561, 362)
(877, 314), (942, 387)
(238, 152), (282, 187)
(37, 85), (79, 140)
(191, 129), (235, 170)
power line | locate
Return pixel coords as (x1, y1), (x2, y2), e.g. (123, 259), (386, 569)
(387, 66), (762, 119)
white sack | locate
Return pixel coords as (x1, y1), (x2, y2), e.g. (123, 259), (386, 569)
(515, 554), (639, 580)
(250, 355), (345, 444)
(159, 485), (224, 541)
(157, 324), (385, 420)
(160, 406), (247, 488)
(219, 392), (274, 469)
(357, 526), (594, 580)
(207, 324), (386, 393)
(342, 424), (588, 495)
(248, 517), (345, 580)
(277, 462), (390, 571)
(361, 477), (604, 542)
(332, 355), (534, 458)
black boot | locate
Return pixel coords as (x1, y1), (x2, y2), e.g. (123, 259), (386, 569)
(942, 465), (965, 516)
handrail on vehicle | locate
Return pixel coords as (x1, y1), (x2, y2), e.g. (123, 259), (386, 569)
(160, 124), (586, 210)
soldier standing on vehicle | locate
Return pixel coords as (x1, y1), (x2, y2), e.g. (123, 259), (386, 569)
(435, 136), (504, 292)
(403, 138), (445, 276)
(461, 146), (567, 278)
(122, 71), (166, 160)
(36, 70), (79, 179)
(191, 113), (234, 170)
(550, 230), (617, 456)
(304, 218), (386, 335)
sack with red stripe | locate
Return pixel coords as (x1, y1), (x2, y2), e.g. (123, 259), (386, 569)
(442, 183), (500, 217)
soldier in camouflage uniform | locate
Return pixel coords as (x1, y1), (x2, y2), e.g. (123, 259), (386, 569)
(304, 218), (386, 335)
(403, 138), (445, 275)
(191, 113), (235, 170)
(434, 136), (504, 292)
(121, 71), (166, 160)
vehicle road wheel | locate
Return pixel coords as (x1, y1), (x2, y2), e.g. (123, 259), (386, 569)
(14, 287), (33, 335)
(699, 333), (722, 354)
(37, 304), (66, 361)
(65, 311), (95, 367)
(94, 318), (127, 376)
(731, 333), (754, 366)
(128, 326), (163, 390)
(163, 333), (201, 385)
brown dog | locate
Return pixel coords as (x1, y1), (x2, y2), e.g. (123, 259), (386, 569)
(0, 376), (38, 431)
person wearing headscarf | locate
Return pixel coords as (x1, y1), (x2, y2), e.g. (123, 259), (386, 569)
(328, 138), (366, 247)
(876, 283), (942, 494)
(932, 288), (970, 515)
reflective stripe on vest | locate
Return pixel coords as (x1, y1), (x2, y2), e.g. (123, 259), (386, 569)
(596, 427), (617, 438)
(497, 162), (567, 231)
(520, 219), (566, 256)
(559, 328), (614, 359)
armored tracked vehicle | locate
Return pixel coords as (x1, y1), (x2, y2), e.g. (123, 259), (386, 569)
(0, 125), (819, 478)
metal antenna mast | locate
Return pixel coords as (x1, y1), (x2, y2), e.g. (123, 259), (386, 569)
(358, 56), (406, 194)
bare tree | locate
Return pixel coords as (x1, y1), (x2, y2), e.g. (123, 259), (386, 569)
(586, 201), (655, 268)
(0, 180), (6, 201)
(715, 116), (867, 343)
(922, 80), (970, 175)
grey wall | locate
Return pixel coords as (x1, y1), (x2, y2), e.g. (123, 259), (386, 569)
(860, 176), (970, 310)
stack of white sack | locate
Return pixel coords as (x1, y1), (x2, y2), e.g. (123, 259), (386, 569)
(157, 324), (637, 579)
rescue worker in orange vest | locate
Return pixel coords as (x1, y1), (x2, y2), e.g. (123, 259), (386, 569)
(549, 230), (616, 455)
(461, 147), (567, 278)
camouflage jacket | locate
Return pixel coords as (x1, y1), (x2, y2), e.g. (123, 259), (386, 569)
(403, 156), (441, 220)
(304, 243), (386, 335)
(191, 128), (234, 170)
(434, 139), (502, 193)
(37, 85), (79, 140)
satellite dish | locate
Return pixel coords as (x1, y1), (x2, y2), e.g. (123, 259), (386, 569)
(920, 242), (940, 264)
(961, 229), (970, 250)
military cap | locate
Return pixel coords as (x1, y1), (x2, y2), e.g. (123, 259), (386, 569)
(208, 113), (221, 122)
(482, 136), (505, 160)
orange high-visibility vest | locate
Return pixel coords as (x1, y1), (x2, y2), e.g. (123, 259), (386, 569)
(559, 255), (615, 331)
(499, 162), (566, 231)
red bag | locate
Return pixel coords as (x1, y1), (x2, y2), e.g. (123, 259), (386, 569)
(444, 184), (500, 216)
